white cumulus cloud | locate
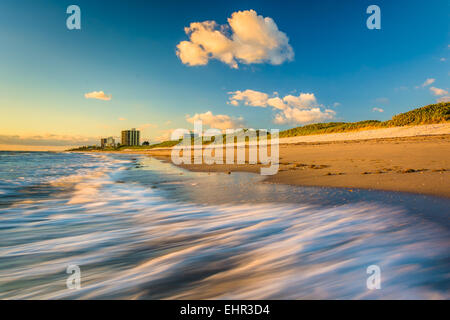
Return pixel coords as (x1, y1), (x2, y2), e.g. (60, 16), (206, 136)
(372, 107), (384, 113)
(186, 111), (245, 130)
(176, 10), (294, 68)
(274, 107), (335, 125)
(228, 90), (336, 125)
(227, 90), (270, 107)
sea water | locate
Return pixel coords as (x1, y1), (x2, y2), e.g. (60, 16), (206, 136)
(0, 151), (449, 299)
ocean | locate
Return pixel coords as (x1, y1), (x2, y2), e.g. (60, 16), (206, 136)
(0, 151), (449, 299)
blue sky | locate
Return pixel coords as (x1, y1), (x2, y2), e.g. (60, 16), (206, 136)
(0, 0), (448, 149)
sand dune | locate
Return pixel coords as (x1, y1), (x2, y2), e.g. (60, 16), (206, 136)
(279, 123), (450, 144)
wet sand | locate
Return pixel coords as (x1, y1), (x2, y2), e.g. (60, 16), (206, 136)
(268, 134), (450, 198)
(111, 124), (450, 198)
(128, 134), (449, 198)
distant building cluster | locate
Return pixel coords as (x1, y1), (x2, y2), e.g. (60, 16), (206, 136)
(100, 137), (116, 148)
(100, 128), (141, 148)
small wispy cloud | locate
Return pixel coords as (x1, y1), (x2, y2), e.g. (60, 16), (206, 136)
(375, 97), (389, 104)
(430, 87), (448, 96)
(421, 78), (435, 88)
(84, 91), (112, 101)
(372, 107), (384, 113)
(394, 86), (408, 92)
(333, 102), (341, 107)
(440, 58), (446, 62)
(118, 117), (126, 121)
(437, 96), (450, 103)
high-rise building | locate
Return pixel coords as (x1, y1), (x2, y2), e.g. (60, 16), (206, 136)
(121, 128), (140, 146)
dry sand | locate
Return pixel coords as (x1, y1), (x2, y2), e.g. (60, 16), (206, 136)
(123, 124), (450, 198)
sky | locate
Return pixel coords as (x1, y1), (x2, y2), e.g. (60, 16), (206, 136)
(0, 0), (448, 150)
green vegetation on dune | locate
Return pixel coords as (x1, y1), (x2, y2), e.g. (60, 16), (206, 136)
(386, 102), (450, 126)
(145, 140), (181, 149)
(279, 120), (382, 138)
(279, 102), (449, 138)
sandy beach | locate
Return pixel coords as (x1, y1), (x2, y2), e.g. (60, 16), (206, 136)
(115, 124), (450, 198)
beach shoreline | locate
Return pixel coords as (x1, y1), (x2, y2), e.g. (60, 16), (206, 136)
(82, 124), (450, 198)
